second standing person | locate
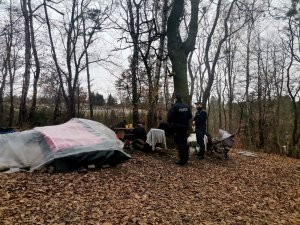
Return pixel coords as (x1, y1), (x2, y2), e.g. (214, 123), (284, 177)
(193, 102), (208, 159)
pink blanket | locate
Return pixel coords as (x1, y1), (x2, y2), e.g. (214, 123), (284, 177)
(35, 121), (101, 152)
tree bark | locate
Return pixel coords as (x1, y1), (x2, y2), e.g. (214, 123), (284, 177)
(127, 0), (140, 125)
(147, 0), (168, 129)
(19, 0), (32, 127)
(0, 36), (10, 125)
(167, 0), (200, 104)
(81, 1), (93, 119)
(286, 18), (300, 148)
(28, 0), (41, 124)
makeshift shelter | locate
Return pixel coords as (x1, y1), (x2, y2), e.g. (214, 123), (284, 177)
(0, 118), (130, 172)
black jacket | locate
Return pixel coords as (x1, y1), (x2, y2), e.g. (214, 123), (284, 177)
(133, 126), (147, 141)
(167, 101), (192, 130)
(194, 108), (207, 132)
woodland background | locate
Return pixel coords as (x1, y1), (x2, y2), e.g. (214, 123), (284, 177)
(0, 0), (299, 156)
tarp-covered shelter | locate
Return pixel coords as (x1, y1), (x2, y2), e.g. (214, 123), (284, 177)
(0, 118), (130, 172)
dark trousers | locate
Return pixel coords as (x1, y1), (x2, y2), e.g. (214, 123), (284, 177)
(174, 129), (189, 164)
(196, 129), (205, 157)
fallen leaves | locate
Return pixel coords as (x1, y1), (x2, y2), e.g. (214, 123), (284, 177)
(0, 148), (299, 224)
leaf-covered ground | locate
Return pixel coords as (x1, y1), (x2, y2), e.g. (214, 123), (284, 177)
(0, 148), (299, 225)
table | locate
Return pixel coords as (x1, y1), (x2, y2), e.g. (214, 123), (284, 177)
(114, 128), (134, 140)
(146, 128), (167, 151)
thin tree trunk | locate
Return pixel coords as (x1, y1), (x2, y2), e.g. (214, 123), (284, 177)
(0, 39), (9, 125)
(65, 0), (77, 118)
(19, 0), (32, 127)
(53, 87), (61, 124)
(127, 0), (140, 125)
(147, 0), (168, 128)
(8, 50), (17, 127)
(188, 50), (196, 103)
(163, 61), (170, 110)
(28, 0), (41, 124)
(43, 0), (68, 109)
(286, 18), (300, 149)
(82, 6), (93, 119)
(8, 0), (15, 127)
(257, 35), (265, 148)
(202, 0), (239, 108)
(216, 72), (223, 129)
(245, 22), (255, 146)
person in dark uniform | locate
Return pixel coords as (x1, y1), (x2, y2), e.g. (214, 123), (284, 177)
(193, 102), (207, 159)
(167, 94), (192, 166)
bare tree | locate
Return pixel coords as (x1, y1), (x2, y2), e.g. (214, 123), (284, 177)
(0, 29), (10, 125)
(167, 0), (200, 104)
(123, 0), (141, 125)
(27, 0), (41, 124)
(43, 0), (109, 119)
(146, 0), (168, 128)
(19, 0), (32, 127)
(224, 27), (238, 132)
(285, 16), (300, 149)
(81, 1), (111, 119)
(115, 0), (168, 127)
(5, 2), (23, 126)
(202, 0), (247, 108)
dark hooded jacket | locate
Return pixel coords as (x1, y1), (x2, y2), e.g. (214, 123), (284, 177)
(194, 107), (207, 132)
(167, 99), (192, 130)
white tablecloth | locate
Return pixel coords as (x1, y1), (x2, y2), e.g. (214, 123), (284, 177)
(146, 129), (167, 151)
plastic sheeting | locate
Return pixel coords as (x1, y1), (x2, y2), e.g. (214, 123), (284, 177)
(187, 129), (234, 151)
(0, 118), (130, 172)
(218, 129), (234, 147)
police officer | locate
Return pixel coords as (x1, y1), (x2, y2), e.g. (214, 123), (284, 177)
(193, 102), (207, 159)
(167, 94), (192, 166)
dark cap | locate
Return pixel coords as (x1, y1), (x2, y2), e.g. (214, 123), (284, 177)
(174, 93), (182, 102)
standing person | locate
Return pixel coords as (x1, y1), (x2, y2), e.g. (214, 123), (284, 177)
(193, 102), (207, 159)
(167, 94), (192, 166)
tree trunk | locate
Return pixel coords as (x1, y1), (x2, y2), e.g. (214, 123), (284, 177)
(43, 0), (69, 110)
(8, 49), (16, 127)
(216, 73), (223, 129)
(257, 36), (265, 148)
(0, 39), (9, 126)
(53, 87), (61, 124)
(28, 0), (41, 124)
(188, 50), (196, 103)
(202, 0), (238, 108)
(245, 22), (255, 146)
(127, 0), (140, 125)
(7, 0), (15, 127)
(225, 36), (236, 133)
(146, 0), (168, 129)
(19, 0), (32, 127)
(65, 0), (77, 119)
(286, 18), (300, 149)
(82, 8), (93, 119)
(167, 0), (200, 104)
(163, 61), (170, 110)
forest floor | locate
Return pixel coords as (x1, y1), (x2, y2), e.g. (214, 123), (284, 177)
(0, 148), (299, 225)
